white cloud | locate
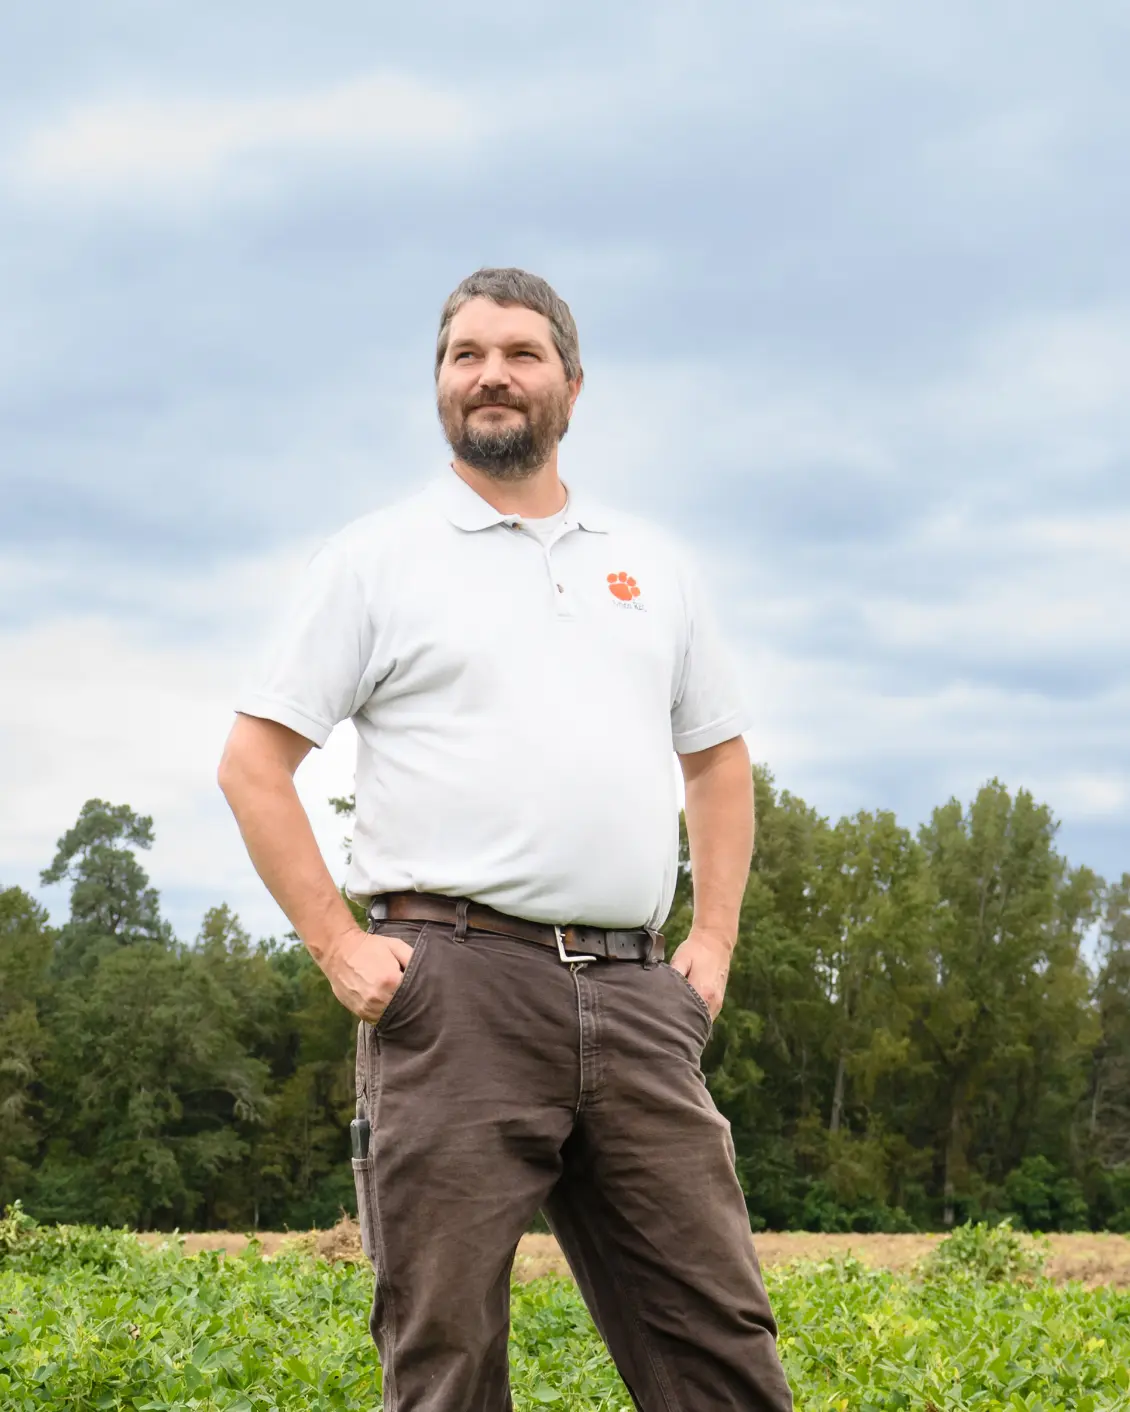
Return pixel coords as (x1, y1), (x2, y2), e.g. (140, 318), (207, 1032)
(11, 72), (478, 193)
(922, 308), (1130, 471)
(926, 104), (1071, 193)
(573, 307), (1130, 522)
(0, 544), (357, 940)
(734, 629), (1130, 852)
(1039, 773), (1129, 821)
(5, 12), (925, 207)
(855, 515), (1130, 659)
(1, 0), (1128, 922)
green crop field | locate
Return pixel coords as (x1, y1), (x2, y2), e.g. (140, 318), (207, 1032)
(2, 1212), (1129, 1410)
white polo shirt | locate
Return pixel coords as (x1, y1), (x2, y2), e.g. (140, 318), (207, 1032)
(237, 472), (748, 930)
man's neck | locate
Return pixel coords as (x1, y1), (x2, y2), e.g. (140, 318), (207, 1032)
(450, 459), (568, 519)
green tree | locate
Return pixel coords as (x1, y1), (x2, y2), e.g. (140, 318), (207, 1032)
(692, 767), (830, 1228)
(1089, 876), (1130, 1213)
(29, 801), (273, 1228)
(806, 810), (935, 1223)
(11, 779), (1124, 1234)
(248, 941), (358, 1229)
(917, 781), (1098, 1226)
(1003, 1154), (1089, 1231)
(34, 941), (271, 1228)
(192, 906), (298, 1228)
(40, 799), (170, 974)
(0, 888), (53, 1207)
(688, 771), (932, 1230)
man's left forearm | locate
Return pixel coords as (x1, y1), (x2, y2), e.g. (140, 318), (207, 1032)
(680, 735), (754, 948)
(671, 735), (753, 1014)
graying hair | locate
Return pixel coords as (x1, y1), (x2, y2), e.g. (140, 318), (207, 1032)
(435, 268), (582, 382)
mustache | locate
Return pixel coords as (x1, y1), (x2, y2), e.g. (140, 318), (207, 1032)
(463, 388), (529, 414)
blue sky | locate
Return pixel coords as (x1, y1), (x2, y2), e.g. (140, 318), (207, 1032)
(3, 1), (1128, 940)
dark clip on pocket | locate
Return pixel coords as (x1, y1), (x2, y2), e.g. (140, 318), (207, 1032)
(350, 1116), (371, 1160)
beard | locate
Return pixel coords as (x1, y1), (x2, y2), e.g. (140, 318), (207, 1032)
(438, 384), (571, 480)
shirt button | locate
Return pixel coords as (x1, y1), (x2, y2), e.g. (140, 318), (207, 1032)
(556, 584), (564, 593)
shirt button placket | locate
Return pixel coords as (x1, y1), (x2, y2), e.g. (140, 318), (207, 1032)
(546, 549), (572, 619)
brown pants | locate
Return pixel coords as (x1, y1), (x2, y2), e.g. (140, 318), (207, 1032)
(352, 919), (793, 1412)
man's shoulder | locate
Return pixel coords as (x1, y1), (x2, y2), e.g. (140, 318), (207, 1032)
(578, 498), (691, 573)
(323, 482), (444, 562)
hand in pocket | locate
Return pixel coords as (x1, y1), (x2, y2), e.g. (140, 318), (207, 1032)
(323, 927), (414, 1022)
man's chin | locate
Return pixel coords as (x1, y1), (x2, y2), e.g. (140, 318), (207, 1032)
(452, 429), (542, 479)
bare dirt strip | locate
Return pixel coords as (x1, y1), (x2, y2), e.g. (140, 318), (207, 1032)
(135, 1223), (1130, 1288)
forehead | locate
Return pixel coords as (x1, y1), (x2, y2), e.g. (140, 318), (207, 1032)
(446, 297), (555, 349)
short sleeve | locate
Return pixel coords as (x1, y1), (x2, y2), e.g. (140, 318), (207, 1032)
(234, 540), (377, 748)
(670, 555), (749, 754)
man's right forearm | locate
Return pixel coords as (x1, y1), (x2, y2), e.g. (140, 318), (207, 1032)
(218, 749), (357, 965)
(220, 715), (411, 1024)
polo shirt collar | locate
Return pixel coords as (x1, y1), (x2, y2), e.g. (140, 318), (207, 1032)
(437, 471), (509, 531)
(435, 471), (609, 534)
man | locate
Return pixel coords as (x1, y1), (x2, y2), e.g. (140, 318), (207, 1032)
(219, 268), (793, 1411)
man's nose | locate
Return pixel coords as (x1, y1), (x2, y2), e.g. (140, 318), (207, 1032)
(477, 349), (511, 386)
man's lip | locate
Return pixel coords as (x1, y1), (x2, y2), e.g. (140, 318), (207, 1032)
(468, 403), (523, 413)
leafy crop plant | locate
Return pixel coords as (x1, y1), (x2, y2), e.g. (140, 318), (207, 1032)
(1, 1214), (1129, 1409)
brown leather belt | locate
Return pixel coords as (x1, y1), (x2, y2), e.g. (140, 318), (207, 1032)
(373, 892), (664, 965)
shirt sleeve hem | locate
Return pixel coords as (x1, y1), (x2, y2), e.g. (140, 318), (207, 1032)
(234, 696), (334, 748)
(672, 713), (748, 755)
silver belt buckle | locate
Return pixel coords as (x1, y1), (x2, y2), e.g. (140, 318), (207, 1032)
(555, 925), (598, 966)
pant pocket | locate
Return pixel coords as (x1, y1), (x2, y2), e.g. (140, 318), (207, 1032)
(353, 1156), (378, 1267)
(373, 926), (433, 1037)
(667, 964), (714, 1043)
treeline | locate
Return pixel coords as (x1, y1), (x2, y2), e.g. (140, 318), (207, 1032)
(2, 774), (1129, 1234)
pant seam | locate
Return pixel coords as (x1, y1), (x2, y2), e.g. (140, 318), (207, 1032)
(590, 975), (605, 1102)
(370, 1034), (399, 1412)
(572, 968), (586, 1117)
(593, 1230), (683, 1412)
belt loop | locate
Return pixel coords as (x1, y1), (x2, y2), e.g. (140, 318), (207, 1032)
(453, 898), (469, 944)
(643, 928), (660, 969)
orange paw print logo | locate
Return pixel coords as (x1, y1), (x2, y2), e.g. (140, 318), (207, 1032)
(607, 571), (641, 602)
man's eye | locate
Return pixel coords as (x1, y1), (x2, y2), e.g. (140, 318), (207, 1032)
(453, 351), (476, 361)
(513, 350), (538, 359)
